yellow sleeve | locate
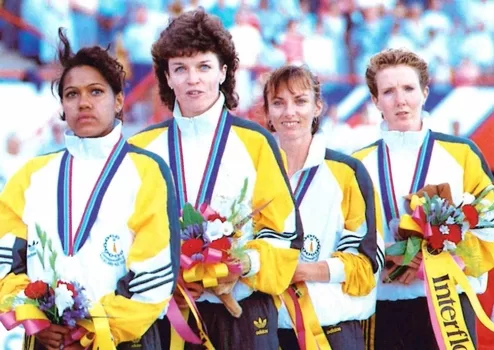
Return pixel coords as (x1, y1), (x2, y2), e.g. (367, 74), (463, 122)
(456, 142), (494, 277)
(0, 156), (56, 310)
(233, 123), (301, 296)
(99, 149), (180, 345)
(327, 154), (384, 296)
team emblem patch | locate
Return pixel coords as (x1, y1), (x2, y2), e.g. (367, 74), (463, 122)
(301, 234), (321, 262)
(100, 234), (125, 266)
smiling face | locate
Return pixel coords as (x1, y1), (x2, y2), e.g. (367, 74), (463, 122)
(166, 51), (227, 117)
(371, 64), (428, 132)
(62, 65), (123, 138)
(266, 81), (322, 142)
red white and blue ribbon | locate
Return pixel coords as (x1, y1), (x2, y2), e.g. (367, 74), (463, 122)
(293, 166), (318, 207)
(57, 137), (128, 256)
(168, 109), (232, 209)
(378, 131), (434, 227)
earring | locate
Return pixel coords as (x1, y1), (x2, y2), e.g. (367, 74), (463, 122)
(267, 120), (276, 132)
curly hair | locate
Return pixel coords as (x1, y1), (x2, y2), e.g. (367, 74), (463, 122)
(263, 65), (323, 135)
(51, 28), (126, 121)
(151, 8), (239, 111)
(366, 48), (430, 98)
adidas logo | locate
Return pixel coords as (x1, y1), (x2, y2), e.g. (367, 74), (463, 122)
(253, 317), (268, 335)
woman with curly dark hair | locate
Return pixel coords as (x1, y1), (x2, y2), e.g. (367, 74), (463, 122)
(0, 29), (180, 350)
(129, 8), (302, 350)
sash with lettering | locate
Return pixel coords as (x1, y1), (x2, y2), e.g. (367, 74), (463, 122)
(378, 132), (494, 350)
(57, 136), (128, 256)
(166, 109), (232, 350)
(280, 166), (332, 350)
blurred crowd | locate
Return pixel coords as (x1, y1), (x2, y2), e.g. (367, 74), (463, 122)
(2, 0), (494, 90)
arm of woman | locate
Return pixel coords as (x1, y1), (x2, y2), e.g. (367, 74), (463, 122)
(240, 133), (302, 296)
(0, 161), (40, 308)
(456, 142), (494, 277)
(314, 157), (384, 296)
(98, 151), (180, 345)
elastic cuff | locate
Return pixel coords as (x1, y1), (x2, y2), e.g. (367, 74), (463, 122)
(242, 249), (260, 277)
(325, 257), (346, 283)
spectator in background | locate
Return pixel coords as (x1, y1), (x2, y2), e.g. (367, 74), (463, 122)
(320, 1), (349, 75)
(460, 22), (494, 71)
(37, 121), (65, 155)
(279, 19), (304, 64)
(38, 0), (77, 64)
(210, 0), (238, 29)
(386, 21), (416, 51)
(70, 0), (98, 48)
(97, 0), (127, 47)
(455, 57), (481, 86)
(0, 134), (26, 185)
(402, 3), (427, 48)
(121, 5), (158, 91)
(303, 19), (337, 77)
(230, 8), (262, 112)
(350, 3), (389, 76)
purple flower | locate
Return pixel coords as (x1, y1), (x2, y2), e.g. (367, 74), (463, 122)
(181, 223), (207, 240)
(191, 253), (205, 262)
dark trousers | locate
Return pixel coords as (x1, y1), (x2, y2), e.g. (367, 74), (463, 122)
(159, 292), (278, 350)
(375, 294), (476, 350)
(278, 320), (365, 350)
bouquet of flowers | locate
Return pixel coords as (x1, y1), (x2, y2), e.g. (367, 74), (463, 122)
(0, 225), (91, 346)
(179, 179), (266, 318)
(385, 183), (494, 281)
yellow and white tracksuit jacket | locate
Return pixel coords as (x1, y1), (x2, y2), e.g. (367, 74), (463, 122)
(353, 123), (494, 301)
(277, 131), (384, 328)
(0, 122), (180, 346)
(128, 94), (302, 301)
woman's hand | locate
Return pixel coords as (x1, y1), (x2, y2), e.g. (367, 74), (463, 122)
(35, 324), (70, 349)
(382, 251), (422, 284)
(291, 262), (330, 284)
(174, 281), (204, 309)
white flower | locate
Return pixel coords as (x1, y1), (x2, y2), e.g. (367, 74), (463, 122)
(443, 240), (457, 252)
(439, 225), (450, 235)
(55, 284), (75, 317)
(462, 193), (475, 205)
(445, 216), (456, 225)
(221, 221), (234, 236)
(204, 219), (225, 242)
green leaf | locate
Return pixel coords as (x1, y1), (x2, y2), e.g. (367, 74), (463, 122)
(36, 250), (45, 270)
(36, 224), (47, 249)
(386, 265), (409, 282)
(238, 177), (248, 204)
(402, 237), (422, 266)
(385, 241), (407, 256)
(181, 203), (205, 226)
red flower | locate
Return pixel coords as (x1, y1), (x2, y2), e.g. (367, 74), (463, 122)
(25, 280), (49, 299)
(199, 203), (226, 223)
(428, 224), (462, 250)
(57, 281), (78, 297)
(209, 237), (232, 260)
(182, 238), (204, 257)
(462, 204), (479, 227)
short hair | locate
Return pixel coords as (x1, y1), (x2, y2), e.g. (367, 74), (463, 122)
(151, 8), (239, 111)
(263, 65), (323, 134)
(51, 28), (126, 120)
(365, 48), (430, 98)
